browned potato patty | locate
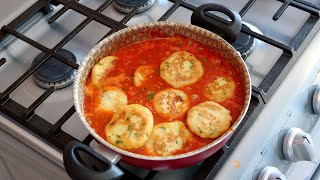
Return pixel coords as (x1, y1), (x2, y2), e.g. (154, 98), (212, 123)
(133, 65), (156, 87)
(204, 76), (236, 102)
(99, 86), (128, 112)
(91, 56), (117, 85)
(105, 104), (154, 150)
(186, 101), (232, 139)
(160, 51), (204, 88)
(153, 89), (190, 119)
(146, 121), (192, 156)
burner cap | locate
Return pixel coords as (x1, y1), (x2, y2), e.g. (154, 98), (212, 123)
(32, 49), (77, 89)
(114, 0), (155, 14)
(231, 23), (255, 58)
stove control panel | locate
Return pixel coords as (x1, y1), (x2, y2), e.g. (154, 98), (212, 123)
(282, 128), (315, 162)
(258, 166), (286, 180)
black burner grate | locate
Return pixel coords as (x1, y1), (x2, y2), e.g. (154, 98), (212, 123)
(0, 0), (320, 179)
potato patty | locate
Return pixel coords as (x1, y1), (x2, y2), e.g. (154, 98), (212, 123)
(105, 104), (154, 150)
(204, 76), (236, 102)
(153, 89), (190, 119)
(146, 121), (192, 156)
(133, 65), (156, 87)
(160, 51), (203, 88)
(99, 86), (128, 112)
(91, 56), (117, 85)
(186, 101), (232, 139)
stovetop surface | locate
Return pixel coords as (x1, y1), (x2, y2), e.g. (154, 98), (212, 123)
(1, 0), (320, 179)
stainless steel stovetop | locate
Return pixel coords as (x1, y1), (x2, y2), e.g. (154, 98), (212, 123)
(1, 0), (320, 179)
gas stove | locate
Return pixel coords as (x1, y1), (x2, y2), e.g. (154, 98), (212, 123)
(1, 0), (320, 179)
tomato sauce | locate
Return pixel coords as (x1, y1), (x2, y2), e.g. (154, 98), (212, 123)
(84, 37), (246, 156)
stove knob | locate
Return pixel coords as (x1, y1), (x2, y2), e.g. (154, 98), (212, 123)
(312, 85), (320, 115)
(283, 128), (315, 162)
(258, 166), (286, 180)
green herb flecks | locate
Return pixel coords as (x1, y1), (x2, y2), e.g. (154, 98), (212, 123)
(164, 62), (170, 68)
(197, 127), (203, 134)
(116, 140), (123, 144)
(160, 127), (166, 131)
(190, 61), (195, 69)
(147, 92), (155, 100)
(128, 127), (133, 136)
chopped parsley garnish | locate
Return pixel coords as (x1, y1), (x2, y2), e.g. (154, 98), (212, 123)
(190, 61), (195, 67)
(197, 127), (203, 134)
(147, 92), (155, 100)
(115, 140), (123, 144)
(160, 127), (166, 130)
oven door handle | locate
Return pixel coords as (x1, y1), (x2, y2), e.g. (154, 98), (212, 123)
(63, 141), (123, 180)
(191, 3), (242, 43)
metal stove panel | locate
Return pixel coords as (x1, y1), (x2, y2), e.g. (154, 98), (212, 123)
(216, 29), (320, 180)
(0, 37), (42, 92)
(62, 20), (111, 62)
(0, 0), (320, 179)
(61, 112), (89, 141)
(245, 40), (283, 87)
(22, 8), (87, 48)
(34, 85), (74, 125)
(78, 0), (106, 10)
(9, 77), (46, 108)
(125, 0), (173, 25)
(101, 2), (126, 22)
(167, 6), (193, 23)
(0, 0), (37, 27)
(242, 0), (310, 45)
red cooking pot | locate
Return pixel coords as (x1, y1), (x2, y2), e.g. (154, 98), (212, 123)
(64, 3), (251, 179)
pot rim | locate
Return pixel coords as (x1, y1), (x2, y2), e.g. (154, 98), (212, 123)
(73, 21), (252, 161)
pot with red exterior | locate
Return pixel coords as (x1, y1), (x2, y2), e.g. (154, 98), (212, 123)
(64, 4), (251, 180)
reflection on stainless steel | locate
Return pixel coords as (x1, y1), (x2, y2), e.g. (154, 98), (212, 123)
(313, 85), (320, 115)
(232, 22), (262, 58)
(0, 0), (320, 179)
(126, 0), (173, 25)
(283, 128), (316, 162)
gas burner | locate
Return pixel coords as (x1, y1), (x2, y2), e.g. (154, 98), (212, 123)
(114, 0), (155, 14)
(231, 22), (262, 59)
(32, 49), (77, 89)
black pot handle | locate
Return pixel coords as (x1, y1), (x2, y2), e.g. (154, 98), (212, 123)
(63, 141), (123, 180)
(191, 3), (242, 43)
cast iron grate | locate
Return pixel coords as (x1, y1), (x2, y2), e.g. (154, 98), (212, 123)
(0, 0), (319, 179)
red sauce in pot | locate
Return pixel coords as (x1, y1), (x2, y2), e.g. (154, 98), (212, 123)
(83, 36), (246, 156)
